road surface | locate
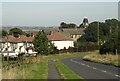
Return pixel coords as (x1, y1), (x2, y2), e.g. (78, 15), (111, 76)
(61, 57), (120, 81)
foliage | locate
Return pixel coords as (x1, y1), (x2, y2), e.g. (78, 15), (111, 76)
(99, 20), (119, 54)
(9, 27), (25, 36)
(77, 18), (119, 55)
(118, 22), (120, 54)
(59, 22), (77, 29)
(83, 53), (120, 66)
(78, 22), (98, 42)
(77, 21), (109, 43)
(2, 30), (8, 36)
(33, 30), (55, 55)
(26, 33), (31, 37)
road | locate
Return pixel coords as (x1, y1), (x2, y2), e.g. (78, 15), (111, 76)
(61, 57), (120, 80)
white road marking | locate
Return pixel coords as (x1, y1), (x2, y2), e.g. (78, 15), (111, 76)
(115, 74), (120, 78)
(101, 70), (107, 73)
(81, 63), (85, 66)
(70, 58), (120, 78)
(92, 67), (97, 70)
(86, 65), (90, 67)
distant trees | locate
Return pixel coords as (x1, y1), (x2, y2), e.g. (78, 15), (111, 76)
(59, 22), (78, 29)
(9, 27), (25, 36)
(33, 30), (56, 55)
(2, 30), (8, 36)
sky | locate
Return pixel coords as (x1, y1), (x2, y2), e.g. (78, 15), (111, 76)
(1, 1), (119, 27)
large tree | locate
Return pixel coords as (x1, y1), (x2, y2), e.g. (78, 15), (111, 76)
(77, 18), (119, 54)
(33, 30), (55, 55)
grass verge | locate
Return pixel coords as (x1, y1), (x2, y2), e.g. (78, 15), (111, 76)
(2, 51), (93, 79)
(2, 56), (48, 79)
(55, 60), (84, 80)
(83, 51), (120, 67)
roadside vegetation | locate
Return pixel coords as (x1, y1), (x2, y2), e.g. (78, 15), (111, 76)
(2, 51), (90, 79)
(83, 51), (120, 67)
(2, 56), (48, 79)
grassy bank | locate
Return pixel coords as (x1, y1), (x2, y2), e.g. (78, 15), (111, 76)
(2, 56), (48, 79)
(83, 51), (120, 67)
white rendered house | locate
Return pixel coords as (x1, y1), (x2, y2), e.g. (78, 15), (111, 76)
(47, 31), (74, 50)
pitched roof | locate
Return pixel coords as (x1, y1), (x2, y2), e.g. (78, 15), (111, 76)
(1, 35), (34, 43)
(62, 28), (85, 35)
(47, 31), (73, 41)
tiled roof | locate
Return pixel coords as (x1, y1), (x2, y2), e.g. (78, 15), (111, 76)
(62, 28), (85, 35)
(1, 31), (73, 43)
(47, 31), (73, 41)
(1, 35), (34, 43)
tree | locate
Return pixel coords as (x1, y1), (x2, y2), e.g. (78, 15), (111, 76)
(26, 33), (31, 37)
(77, 22), (98, 42)
(118, 23), (120, 54)
(2, 30), (8, 36)
(77, 18), (119, 54)
(9, 27), (25, 36)
(99, 20), (120, 54)
(59, 22), (77, 28)
(33, 30), (55, 55)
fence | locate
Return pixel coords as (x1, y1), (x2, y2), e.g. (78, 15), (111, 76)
(59, 45), (99, 54)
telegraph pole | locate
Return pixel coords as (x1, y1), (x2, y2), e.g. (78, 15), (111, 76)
(97, 21), (100, 48)
(116, 24), (118, 55)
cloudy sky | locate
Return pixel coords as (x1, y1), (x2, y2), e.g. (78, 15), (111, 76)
(1, 0), (119, 27)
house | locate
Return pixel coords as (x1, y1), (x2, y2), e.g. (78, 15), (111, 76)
(0, 34), (35, 55)
(0, 29), (75, 54)
(47, 31), (74, 50)
(60, 28), (85, 41)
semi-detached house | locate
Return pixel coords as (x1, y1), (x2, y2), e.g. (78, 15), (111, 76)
(0, 31), (74, 56)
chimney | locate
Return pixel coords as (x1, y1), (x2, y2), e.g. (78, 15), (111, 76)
(49, 31), (53, 35)
(31, 32), (34, 37)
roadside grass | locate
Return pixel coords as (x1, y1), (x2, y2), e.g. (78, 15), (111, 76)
(83, 51), (120, 67)
(45, 51), (92, 60)
(0, 55), (2, 68)
(55, 60), (84, 80)
(20, 60), (48, 79)
(2, 56), (48, 79)
(2, 51), (94, 79)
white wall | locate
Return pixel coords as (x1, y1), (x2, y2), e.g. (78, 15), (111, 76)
(51, 40), (74, 50)
(18, 43), (24, 47)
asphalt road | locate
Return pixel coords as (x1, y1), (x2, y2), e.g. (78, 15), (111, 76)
(61, 57), (120, 80)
